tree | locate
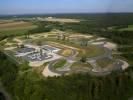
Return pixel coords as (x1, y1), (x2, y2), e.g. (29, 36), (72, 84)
(80, 56), (87, 63)
(80, 38), (88, 47)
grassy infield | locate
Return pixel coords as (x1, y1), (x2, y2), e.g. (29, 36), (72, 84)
(53, 59), (67, 68)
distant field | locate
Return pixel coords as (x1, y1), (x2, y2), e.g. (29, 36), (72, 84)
(44, 18), (80, 23)
(0, 20), (15, 24)
(119, 25), (133, 31)
(0, 21), (37, 34)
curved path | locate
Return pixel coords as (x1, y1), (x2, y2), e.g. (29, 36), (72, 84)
(47, 48), (78, 75)
(43, 42), (129, 77)
(87, 43), (129, 74)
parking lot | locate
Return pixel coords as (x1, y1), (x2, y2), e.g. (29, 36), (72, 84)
(23, 52), (53, 61)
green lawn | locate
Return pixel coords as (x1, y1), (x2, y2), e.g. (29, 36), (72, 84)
(53, 59), (67, 68)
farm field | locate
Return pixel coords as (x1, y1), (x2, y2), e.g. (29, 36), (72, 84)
(44, 17), (80, 23)
(0, 19), (15, 24)
(108, 25), (133, 31)
(0, 21), (37, 34)
(119, 25), (133, 31)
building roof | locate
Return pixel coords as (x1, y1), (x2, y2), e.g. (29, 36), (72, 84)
(41, 45), (59, 51)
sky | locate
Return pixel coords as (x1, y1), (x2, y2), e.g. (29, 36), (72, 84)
(0, 0), (133, 15)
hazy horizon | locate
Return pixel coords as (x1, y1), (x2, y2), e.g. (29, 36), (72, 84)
(0, 0), (133, 15)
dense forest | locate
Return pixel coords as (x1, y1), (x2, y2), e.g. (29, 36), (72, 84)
(0, 13), (133, 100)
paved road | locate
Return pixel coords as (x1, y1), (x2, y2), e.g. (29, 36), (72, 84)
(46, 42), (127, 76)
(47, 48), (78, 75)
(86, 44), (114, 73)
(48, 59), (68, 75)
(87, 43), (127, 74)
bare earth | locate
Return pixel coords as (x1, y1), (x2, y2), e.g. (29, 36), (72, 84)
(104, 42), (117, 50)
(4, 47), (16, 50)
(42, 65), (61, 77)
(119, 60), (129, 70)
(44, 17), (80, 23)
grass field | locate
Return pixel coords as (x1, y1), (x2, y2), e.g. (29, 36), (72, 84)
(96, 57), (114, 68)
(60, 49), (72, 57)
(53, 59), (67, 68)
(79, 46), (105, 58)
(0, 21), (37, 34)
(109, 25), (133, 31)
(44, 18), (80, 23)
(0, 20), (15, 24)
(72, 62), (92, 68)
(119, 25), (133, 31)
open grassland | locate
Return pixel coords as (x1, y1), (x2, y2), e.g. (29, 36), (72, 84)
(70, 62), (92, 73)
(44, 18), (80, 23)
(72, 62), (92, 68)
(109, 25), (133, 31)
(119, 25), (133, 31)
(0, 20), (15, 24)
(79, 46), (105, 58)
(59, 49), (73, 57)
(0, 21), (37, 34)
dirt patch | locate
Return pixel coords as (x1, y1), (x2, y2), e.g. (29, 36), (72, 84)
(119, 60), (129, 70)
(104, 42), (117, 50)
(60, 49), (72, 57)
(4, 47), (16, 50)
(44, 17), (80, 23)
(42, 65), (61, 77)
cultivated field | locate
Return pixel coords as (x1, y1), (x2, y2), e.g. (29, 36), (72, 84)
(44, 17), (80, 23)
(119, 25), (133, 31)
(0, 21), (37, 34)
(0, 19), (15, 24)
